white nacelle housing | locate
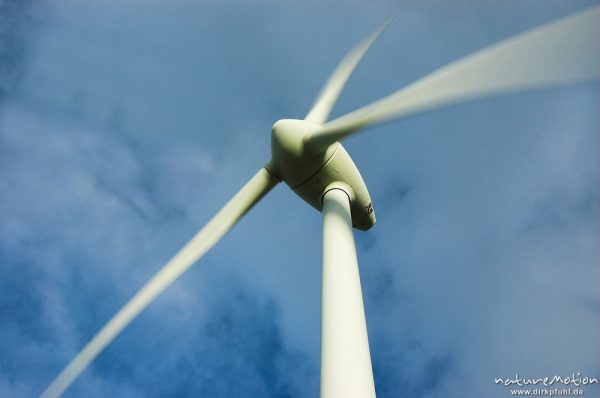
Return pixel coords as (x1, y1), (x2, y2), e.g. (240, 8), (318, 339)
(269, 119), (376, 231)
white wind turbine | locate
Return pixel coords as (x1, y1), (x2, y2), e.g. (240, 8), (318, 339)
(43, 6), (598, 398)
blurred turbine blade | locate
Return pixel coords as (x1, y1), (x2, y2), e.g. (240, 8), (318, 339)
(306, 5), (599, 149)
(41, 167), (279, 398)
(304, 11), (398, 124)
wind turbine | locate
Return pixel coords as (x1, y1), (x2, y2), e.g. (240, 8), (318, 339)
(42, 5), (599, 397)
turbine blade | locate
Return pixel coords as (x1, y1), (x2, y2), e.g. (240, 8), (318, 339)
(304, 12), (398, 124)
(41, 167), (279, 398)
(306, 5), (599, 149)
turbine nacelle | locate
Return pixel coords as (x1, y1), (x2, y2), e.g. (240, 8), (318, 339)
(270, 119), (376, 231)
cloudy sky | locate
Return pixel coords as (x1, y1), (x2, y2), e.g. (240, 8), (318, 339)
(0, 0), (598, 397)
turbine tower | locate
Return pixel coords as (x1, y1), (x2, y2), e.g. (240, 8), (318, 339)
(42, 6), (599, 397)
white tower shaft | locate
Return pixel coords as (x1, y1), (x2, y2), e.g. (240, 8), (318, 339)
(321, 188), (376, 398)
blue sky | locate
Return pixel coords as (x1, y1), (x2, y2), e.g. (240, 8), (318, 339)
(0, 0), (598, 397)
